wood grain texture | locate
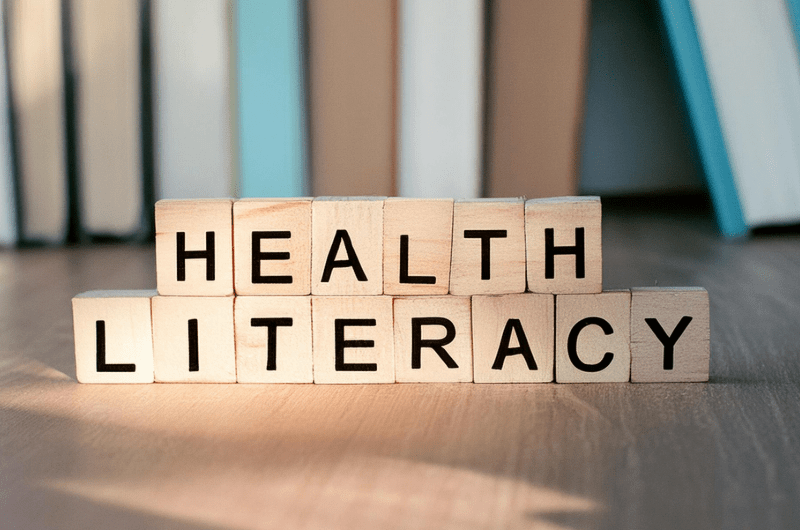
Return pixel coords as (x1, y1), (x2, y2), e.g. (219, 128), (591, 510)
(631, 287), (710, 382)
(3, 201), (800, 529)
(152, 295), (236, 383)
(233, 198), (312, 296)
(155, 199), (234, 296)
(393, 296), (472, 383)
(234, 295), (313, 384)
(449, 199), (526, 295)
(472, 293), (554, 383)
(383, 198), (453, 295)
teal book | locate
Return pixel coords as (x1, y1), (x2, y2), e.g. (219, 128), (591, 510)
(237, 0), (306, 197)
(656, 0), (747, 237)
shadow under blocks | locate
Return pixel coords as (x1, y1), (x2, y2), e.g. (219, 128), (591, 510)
(71, 197), (710, 384)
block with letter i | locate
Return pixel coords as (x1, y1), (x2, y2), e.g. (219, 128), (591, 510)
(233, 198), (311, 295)
(556, 290), (631, 383)
(450, 198), (526, 295)
(72, 290), (156, 383)
(472, 294), (554, 383)
(152, 296), (236, 382)
(311, 197), (385, 295)
(312, 296), (394, 384)
(156, 199), (234, 296)
(631, 287), (710, 382)
(526, 197), (602, 294)
(235, 296), (313, 383)
(393, 296), (472, 382)
(383, 198), (453, 295)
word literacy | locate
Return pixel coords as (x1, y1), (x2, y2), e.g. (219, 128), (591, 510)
(72, 197), (711, 384)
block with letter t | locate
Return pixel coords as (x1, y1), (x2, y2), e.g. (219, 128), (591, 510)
(72, 290), (156, 383)
(526, 196), (602, 294)
(156, 199), (234, 296)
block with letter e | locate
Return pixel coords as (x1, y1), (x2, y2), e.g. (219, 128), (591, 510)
(526, 196), (602, 294)
(631, 287), (710, 382)
(472, 293), (554, 383)
(233, 198), (312, 295)
(156, 199), (234, 296)
(312, 296), (394, 384)
(72, 290), (156, 383)
(556, 290), (630, 383)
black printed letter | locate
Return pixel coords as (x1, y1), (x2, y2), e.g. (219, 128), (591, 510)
(399, 235), (436, 284)
(411, 317), (458, 369)
(645, 316), (693, 370)
(177, 231), (215, 281)
(251, 231), (292, 284)
(544, 227), (585, 279)
(95, 320), (135, 372)
(335, 319), (377, 371)
(491, 319), (537, 370)
(463, 229), (507, 280)
(567, 317), (614, 372)
(321, 230), (368, 283)
(251, 317), (294, 370)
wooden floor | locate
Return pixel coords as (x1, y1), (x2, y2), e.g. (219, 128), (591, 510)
(1, 198), (799, 529)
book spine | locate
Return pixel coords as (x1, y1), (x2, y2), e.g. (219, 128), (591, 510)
(0, 0), (16, 245)
(237, 0), (306, 197)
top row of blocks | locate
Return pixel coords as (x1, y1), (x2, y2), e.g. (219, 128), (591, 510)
(155, 197), (603, 297)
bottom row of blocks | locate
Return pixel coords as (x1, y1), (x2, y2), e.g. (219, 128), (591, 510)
(72, 288), (710, 384)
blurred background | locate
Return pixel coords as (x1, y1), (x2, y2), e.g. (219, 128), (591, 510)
(0, 0), (798, 246)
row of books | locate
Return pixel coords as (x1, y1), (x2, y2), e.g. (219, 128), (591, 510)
(1, 0), (800, 245)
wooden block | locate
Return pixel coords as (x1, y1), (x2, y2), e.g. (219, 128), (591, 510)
(631, 287), (710, 382)
(555, 290), (631, 383)
(72, 290), (156, 384)
(156, 199), (234, 296)
(234, 296), (313, 383)
(393, 296), (472, 382)
(311, 197), (385, 295)
(312, 296), (394, 384)
(383, 198), (453, 295)
(526, 196), (602, 294)
(152, 295), (236, 383)
(233, 198), (312, 295)
(449, 198), (526, 295)
(472, 293), (554, 383)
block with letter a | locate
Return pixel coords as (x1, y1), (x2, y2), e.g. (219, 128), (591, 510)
(449, 198), (526, 295)
(393, 296), (472, 382)
(556, 290), (631, 383)
(472, 293), (554, 383)
(312, 296), (394, 384)
(72, 290), (156, 383)
(156, 199), (234, 296)
(526, 196), (602, 294)
(235, 296), (313, 383)
(311, 197), (385, 295)
(383, 198), (453, 295)
(233, 198), (312, 295)
(152, 295), (236, 383)
(631, 287), (709, 382)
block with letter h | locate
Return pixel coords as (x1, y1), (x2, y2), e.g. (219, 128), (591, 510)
(72, 195), (710, 385)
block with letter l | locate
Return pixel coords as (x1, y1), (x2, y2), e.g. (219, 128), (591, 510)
(72, 290), (156, 383)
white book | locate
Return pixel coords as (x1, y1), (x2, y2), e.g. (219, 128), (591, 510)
(0, 0), (16, 245)
(153, 0), (233, 200)
(690, 0), (800, 226)
(6, 0), (68, 243)
(72, 0), (143, 236)
(398, 0), (483, 199)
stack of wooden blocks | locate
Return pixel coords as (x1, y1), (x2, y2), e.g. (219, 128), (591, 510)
(72, 197), (710, 384)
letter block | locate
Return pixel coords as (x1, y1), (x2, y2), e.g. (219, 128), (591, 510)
(556, 290), (631, 383)
(311, 197), (385, 295)
(383, 198), (453, 295)
(72, 290), (156, 383)
(631, 287), (710, 382)
(450, 198), (526, 295)
(234, 296), (313, 383)
(472, 293), (554, 383)
(152, 296), (236, 382)
(156, 199), (234, 296)
(233, 198), (312, 295)
(312, 296), (394, 383)
(526, 197), (602, 294)
(393, 296), (472, 382)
